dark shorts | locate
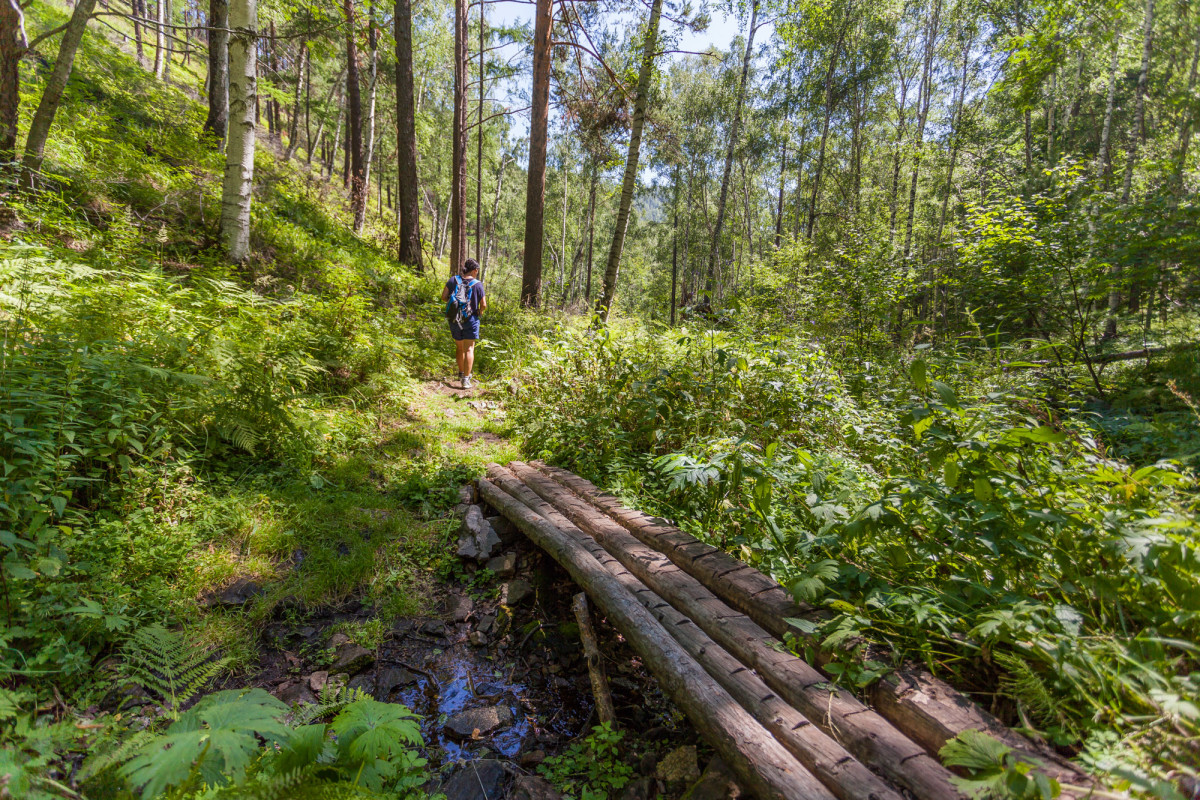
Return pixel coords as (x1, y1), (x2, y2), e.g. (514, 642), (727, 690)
(449, 316), (480, 341)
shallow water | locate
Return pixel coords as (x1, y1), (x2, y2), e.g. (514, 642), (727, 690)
(381, 625), (591, 766)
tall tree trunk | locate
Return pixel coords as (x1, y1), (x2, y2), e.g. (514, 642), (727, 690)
(284, 40), (307, 160)
(706, 0), (758, 297)
(774, 67), (791, 248)
(888, 65), (912, 246)
(203, 0), (228, 140)
(395, 0), (422, 269)
(162, 0), (172, 81)
(792, 123), (807, 238)
(1121, 0), (1155, 204)
(521, 0), (551, 303)
(937, 30), (972, 242)
(1173, 22), (1200, 190)
(309, 70), (344, 167)
(20, 0), (97, 187)
(344, 0), (367, 231)
(559, 147), (570, 302)
(671, 166), (680, 324)
(476, 1), (485, 259)
(1046, 67), (1056, 163)
(585, 159), (596, 301)
(132, 0), (144, 66)
(362, 8), (378, 201)
(153, 0), (165, 79)
(902, 0), (942, 262)
(1106, 0), (1155, 337)
(1097, 28), (1120, 186)
(450, 0), (468, 272)
(219, 0), (257, 261)
(0, 0), (25, 171)
(327, 99), (343, 176)
(598, 0), (662, 321)
(806, 5), (853, 240)
(483, 153), (508, 279)
(304, 49), (312, 159)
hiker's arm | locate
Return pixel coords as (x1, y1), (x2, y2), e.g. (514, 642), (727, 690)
(480, 295), (488, 312)
(440, 283), (450, 302)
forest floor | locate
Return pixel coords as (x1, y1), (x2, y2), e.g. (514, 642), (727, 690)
(187, 373), (705, 800)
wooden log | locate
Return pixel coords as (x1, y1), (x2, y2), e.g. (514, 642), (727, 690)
(571, 592), (616, 727)
(476, 475), (837, 800)
(531, 461), (1091, 790)
(489, 465), (904, 800)
(506, 462), (962, 800)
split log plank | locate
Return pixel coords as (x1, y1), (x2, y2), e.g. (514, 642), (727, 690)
(532, 461), (1091, 790)
(476, 475), (836, 800)
(488, 465), (903, 800)
(507, 462), (962, 800)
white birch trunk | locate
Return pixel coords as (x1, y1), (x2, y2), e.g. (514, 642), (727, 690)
(220, 0), (257, 261)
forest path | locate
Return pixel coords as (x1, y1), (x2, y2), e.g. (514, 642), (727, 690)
(406, 378), (518, 465)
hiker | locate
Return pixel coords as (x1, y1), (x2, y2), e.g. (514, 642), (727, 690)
(441, 258), (487, 389)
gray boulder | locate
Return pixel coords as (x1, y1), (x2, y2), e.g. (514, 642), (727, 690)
(485, 552), (517, 578)
(502, 579), (532, 606)
(510, 775), (562, 800)
(445, 594), (475, 622)
(443, 705), (514, 740)
(682, 758), (744, 800)
(274, 682), (316, 706)
(377, 667), (418, 694)
(440, 759), (507, 800)
(457, 506), (501, 561)
(332, 644), (374, 674)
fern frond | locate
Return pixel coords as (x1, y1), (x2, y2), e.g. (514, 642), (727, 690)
(118, 625), (230, 715)
(996, 651), (1074, 735)
(78, 727), (158, 783)
(289, 684), (371, 726)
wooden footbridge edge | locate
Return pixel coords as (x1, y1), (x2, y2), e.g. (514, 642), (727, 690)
(479, 462), (1097, 800)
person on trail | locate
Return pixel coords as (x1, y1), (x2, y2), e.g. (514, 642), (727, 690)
(441, 258), (487, 389)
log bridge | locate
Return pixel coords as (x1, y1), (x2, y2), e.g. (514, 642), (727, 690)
(480, 462), (1093, 800)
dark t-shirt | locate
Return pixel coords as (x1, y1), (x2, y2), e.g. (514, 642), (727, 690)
(445, 276), (485, 320)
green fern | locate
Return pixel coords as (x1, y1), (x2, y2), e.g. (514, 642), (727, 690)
(118, 625), (230, 716)
(995, 652), (1075, 737)
(289, 683), (373, 726)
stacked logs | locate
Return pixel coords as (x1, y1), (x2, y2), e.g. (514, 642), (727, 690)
(480, 461), (1094, 800)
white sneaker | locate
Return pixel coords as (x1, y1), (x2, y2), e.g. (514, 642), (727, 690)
(462, 375), (472, 389)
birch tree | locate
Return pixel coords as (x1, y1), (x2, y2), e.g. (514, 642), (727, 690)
(21, 0), (98, 188)
(220, 0), (257, 261)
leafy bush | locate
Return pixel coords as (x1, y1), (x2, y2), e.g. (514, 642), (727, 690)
(537, 723), (632, 800)
(513, 323), (1200, 778)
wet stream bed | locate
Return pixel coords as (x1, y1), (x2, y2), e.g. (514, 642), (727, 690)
(249, 502), (715, 799)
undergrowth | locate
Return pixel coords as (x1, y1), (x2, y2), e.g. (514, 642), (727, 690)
(512, 322), (1200, 789)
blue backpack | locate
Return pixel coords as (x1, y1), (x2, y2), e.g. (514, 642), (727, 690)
(445, 275), (478, 324)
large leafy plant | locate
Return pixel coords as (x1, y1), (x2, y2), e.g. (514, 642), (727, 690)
(108, 689), (425, 798)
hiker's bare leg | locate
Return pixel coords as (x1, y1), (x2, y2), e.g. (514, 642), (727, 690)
(463, 340), (475, 377)
(454, 340), (466, 375)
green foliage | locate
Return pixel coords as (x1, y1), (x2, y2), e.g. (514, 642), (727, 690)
(120, 689), (292, 798)
(118, 625), (230, 716)
(514, 322), (1200, 778)
(537, 723), (632, 800)
(939, 730), (1061, 800)
(79, 690), (428, 799)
